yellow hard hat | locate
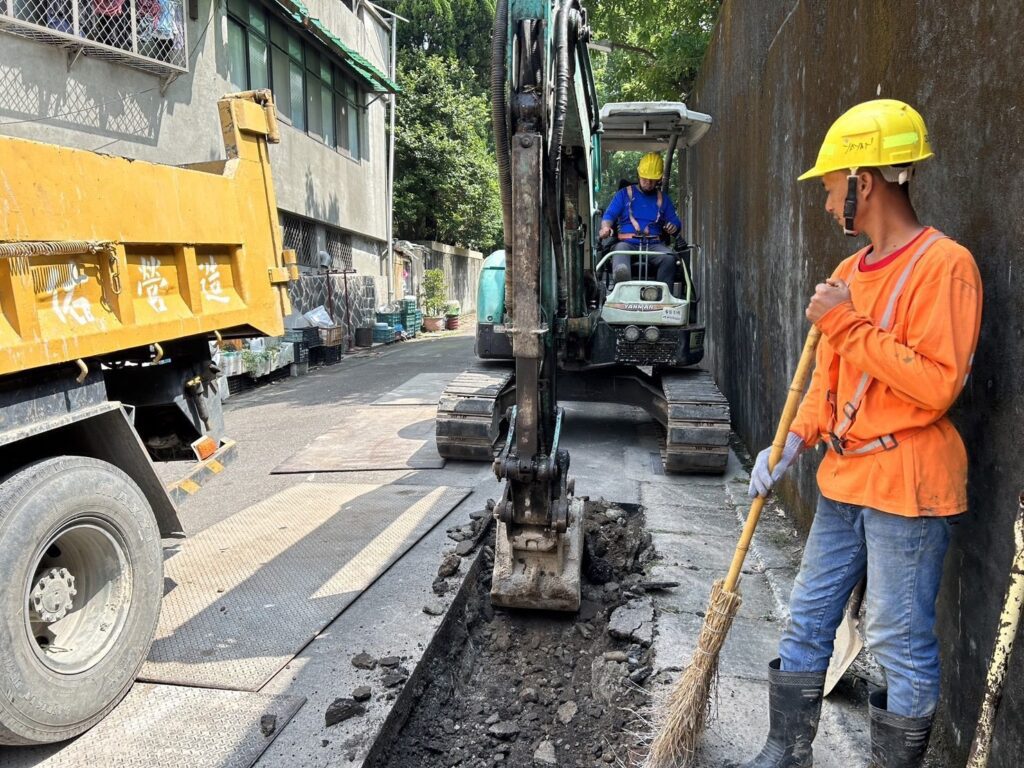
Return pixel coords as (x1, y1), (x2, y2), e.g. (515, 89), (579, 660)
(637, 152), (664, 180)
(798, 99), (933, 181)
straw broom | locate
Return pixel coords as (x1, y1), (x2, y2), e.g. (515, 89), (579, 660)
(645, 326), (822, 768)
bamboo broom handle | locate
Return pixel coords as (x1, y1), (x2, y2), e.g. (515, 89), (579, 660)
(724, 326), (822, 593)
(966, 493), (1024, 768)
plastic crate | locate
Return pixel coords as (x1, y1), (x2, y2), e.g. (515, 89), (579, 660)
(319, 325), (345, 347)
(310, 345), (343, 366)
(375, 311), (401, 328)
(285, 327), (321, 347)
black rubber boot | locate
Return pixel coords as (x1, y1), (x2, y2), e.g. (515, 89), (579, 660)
(742, 659), (826, 768)
(868, 689), (933, 767)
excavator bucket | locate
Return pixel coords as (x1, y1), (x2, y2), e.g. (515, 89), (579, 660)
(490, 497), (585, 612)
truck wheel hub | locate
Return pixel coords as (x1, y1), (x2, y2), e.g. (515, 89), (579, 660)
(31, 568), (77, 623)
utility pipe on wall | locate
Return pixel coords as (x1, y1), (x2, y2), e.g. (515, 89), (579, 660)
(366, 1), (406, 304)
(386, 9), (398, 302)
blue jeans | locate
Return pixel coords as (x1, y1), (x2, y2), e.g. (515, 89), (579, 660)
(779, 496), (951, 718)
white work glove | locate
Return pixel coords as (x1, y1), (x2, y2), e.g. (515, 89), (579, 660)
(748, 432), (806, 498)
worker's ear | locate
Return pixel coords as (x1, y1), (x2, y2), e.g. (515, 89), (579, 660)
(858, 170), (875, 200)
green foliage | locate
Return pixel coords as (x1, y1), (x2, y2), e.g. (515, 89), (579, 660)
(588, 0), (721, 102)
(422, 268), (447, 316)
(379, 0), (495, 88)
(392, 49), (504, 250)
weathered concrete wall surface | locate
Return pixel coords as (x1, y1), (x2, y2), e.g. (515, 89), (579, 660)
(688, 1), (1024, 762)
(415, 241), (483, 315)
(0, 0), (390, 242)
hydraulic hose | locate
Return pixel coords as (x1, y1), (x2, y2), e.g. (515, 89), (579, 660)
(550, 0), (583, 182)
(548, 0), (581, 319)
(491, 0), (512, 251)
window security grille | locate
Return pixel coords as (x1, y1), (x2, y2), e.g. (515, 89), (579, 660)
(280, 213), (317, 269)
(324, 227), (353, 272)
(0, 0), (188, 76)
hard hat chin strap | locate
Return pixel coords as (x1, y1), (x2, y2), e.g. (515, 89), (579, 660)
(843, 168), (859, 236)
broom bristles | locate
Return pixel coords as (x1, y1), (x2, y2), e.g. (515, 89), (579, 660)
(643, 579), (742, 768)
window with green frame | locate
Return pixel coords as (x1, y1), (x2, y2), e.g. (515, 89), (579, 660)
(226, 0), (365, 157)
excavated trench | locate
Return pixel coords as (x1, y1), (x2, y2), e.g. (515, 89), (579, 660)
(368, 500), (662, 768)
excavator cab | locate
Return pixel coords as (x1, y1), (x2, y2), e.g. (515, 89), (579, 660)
(593, 102), (713, 367)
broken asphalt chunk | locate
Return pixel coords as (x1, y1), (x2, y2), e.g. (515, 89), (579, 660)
(487, 721), (520, 740)
(607, 598), (655, 647)
(259, 714), (277, 737)
(352, 685), (372, 702)
(351, 652), (376, 670)
(437, 553), (462, 579)
(325, 698), (365, 727)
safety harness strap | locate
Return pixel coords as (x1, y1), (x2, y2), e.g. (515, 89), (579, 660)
(624, 185), (663, 237)
(825, 230), (947, 456)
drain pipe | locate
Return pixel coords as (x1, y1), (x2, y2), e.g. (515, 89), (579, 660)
(386, 11), (398, 302)
(367, 2), (406, 303)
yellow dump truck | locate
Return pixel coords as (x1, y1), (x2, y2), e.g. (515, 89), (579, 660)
(0, 91), (296, 745)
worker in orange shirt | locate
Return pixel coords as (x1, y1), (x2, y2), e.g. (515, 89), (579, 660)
(742, 100), (983, 768)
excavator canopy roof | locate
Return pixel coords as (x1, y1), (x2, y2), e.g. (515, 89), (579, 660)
(598, 102), (712, 152)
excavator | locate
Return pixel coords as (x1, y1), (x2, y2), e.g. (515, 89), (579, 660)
(435, 0), (730, 611)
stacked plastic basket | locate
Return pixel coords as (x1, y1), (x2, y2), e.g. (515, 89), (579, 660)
(400, 298), (422, 335)
(372, 322), (396, 344)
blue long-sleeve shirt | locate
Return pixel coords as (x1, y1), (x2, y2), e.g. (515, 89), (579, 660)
(602, 185), (682, 243)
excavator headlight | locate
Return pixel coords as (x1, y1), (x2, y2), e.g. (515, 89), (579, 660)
(640, 286), (661, 301)
(643, 326), (660, 343)
(623, 325), (641, 342)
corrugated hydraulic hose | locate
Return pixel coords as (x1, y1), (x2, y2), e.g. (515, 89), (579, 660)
(491, 0), (511, 251)
(549, 0), (582, 319)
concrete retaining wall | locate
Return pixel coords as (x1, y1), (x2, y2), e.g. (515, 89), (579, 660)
(414, 241), (483, 315)
(688, 1), (1024, 762)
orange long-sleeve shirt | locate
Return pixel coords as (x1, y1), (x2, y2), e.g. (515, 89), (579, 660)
(790, 228), (983, 517)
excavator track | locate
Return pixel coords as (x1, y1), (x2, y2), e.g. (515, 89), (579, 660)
(661, 369), (731, 474)
(436, 367), (515, 461)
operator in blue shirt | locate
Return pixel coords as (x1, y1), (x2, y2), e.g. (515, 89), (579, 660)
(598, 152), (682, 286)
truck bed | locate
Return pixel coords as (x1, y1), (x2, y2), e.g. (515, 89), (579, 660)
(0, 93), (295, 377)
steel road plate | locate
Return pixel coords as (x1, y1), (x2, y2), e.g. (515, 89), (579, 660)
(140, 483), (469, 690)
(0, 684), (303, 768)
(370, 373), (454, 406)
(272, 406), (445, 472)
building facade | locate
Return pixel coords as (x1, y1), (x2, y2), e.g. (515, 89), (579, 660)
(0, 0), (397, 325)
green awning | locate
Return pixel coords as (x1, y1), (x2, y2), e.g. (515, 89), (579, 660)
(273, 0), (401, 94)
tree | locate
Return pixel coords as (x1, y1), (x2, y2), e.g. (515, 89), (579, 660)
(392, 49), (503, 251)
(587, 0), (721, 103)
(378, 0), (495, 88)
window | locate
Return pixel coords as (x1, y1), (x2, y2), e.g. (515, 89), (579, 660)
(226, 0), (367, 157)
(280, 213), (316, 268)
(1, 0), (188, 75)
(325, 227), (353, 271)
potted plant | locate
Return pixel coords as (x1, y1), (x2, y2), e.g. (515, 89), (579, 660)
(443, 300), (461, 330)
(422, 268), (446, 332)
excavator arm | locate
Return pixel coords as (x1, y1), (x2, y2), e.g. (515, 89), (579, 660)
(488, 0), (600, 611)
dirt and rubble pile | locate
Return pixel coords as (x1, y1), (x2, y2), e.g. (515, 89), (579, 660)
(372, 500), (659, 768)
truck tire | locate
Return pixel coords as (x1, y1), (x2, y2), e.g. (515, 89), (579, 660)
(0, 456), (163, 745)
